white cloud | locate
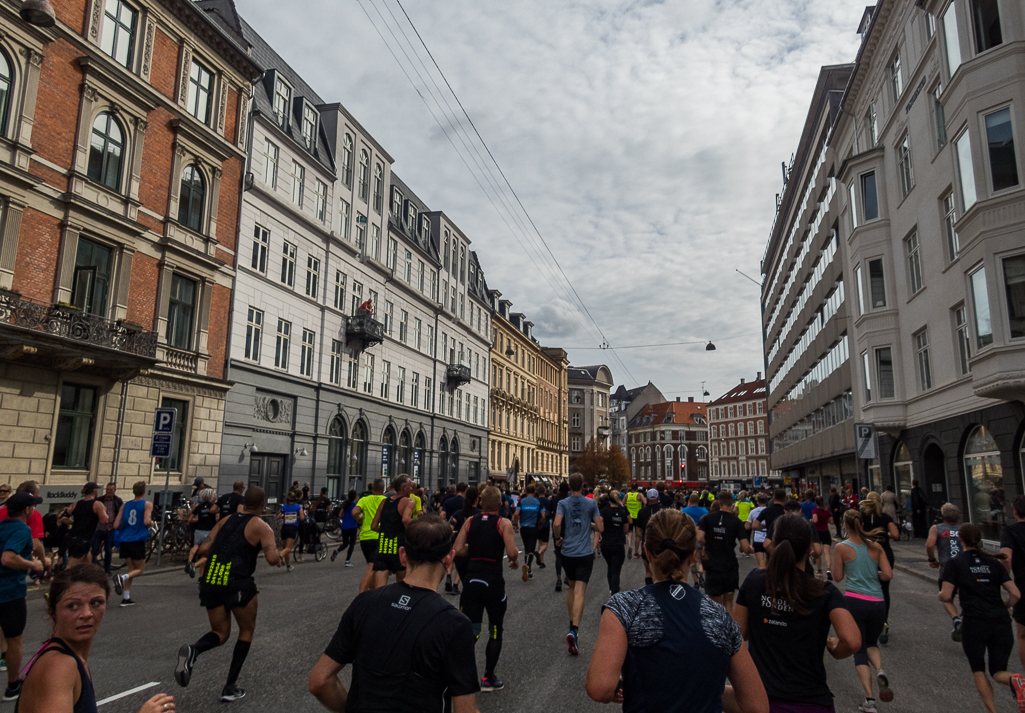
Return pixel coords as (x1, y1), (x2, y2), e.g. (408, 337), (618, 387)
(240, 0), (863, 399)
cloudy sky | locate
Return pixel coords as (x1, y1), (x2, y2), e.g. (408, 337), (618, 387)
(241, 0), (865, 401)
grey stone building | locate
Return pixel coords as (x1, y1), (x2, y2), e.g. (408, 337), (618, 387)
(610, 382), (666, 454)
(567, 365), (613, 471)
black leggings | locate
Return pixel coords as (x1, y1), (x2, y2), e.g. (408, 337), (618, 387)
(962, 616), (1014, 675)
(554, 543), (563, 579)
(601, 544), (625, 594)
(334, 528), (358, 560)
(845, 595), (886, 667)
(463, 578), (508, 677)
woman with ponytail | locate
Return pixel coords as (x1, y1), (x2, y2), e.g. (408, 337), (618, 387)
(736, 513), (860, 713)
(586, 509), (768, 713)
(940, 523), (1025, 713)
(834, 508), (894, 712)
(859, 492), (899, 644)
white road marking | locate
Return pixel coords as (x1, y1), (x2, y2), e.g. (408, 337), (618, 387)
(97, 682), (160, 706)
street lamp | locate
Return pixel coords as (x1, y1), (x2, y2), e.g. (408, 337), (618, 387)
(705, 341), (716, 351)
(20, 0), (56, 26)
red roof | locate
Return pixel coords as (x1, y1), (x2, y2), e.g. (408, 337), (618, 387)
(628, 400), (707, 428)
(708, 379), (767, 406)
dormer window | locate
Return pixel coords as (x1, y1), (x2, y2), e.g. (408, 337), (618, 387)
(405, 201), (416, 229)
(419, 214), (430, 240)
(301, 103), (317, 149)
(273, 77), (290, 127)
(391, 187), (402, 217)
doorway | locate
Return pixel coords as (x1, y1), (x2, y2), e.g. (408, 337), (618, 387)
(923, 443), (947, 513)
(249, 454), (287, 506)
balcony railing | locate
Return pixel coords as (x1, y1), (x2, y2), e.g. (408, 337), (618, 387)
(446, 362), (471, 387)
(0, 290), (158, 357)
(163, 346), (199, 373)
(345, 312), (385, 352)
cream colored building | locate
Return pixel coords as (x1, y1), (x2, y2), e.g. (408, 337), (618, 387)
(537, 347), (569, 484)
(488, 294), (538, 486)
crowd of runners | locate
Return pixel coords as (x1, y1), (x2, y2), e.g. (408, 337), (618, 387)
(0, 474), (1024, 712)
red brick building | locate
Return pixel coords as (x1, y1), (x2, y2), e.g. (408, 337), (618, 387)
(708, 375), (769, 488)
(627, 398), (709, 484)
(0, 0), (259, 492)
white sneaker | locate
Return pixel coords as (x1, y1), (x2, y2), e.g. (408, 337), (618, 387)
(858, 699), (878, 713)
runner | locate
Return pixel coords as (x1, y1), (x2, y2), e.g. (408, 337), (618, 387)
(90, 483), (122, 576)
(448, 486), (480, 600)
(697, 491), (752, 614)
(185, 489), (219, 579)
(276, 489), (304, 572)
(598, 490), (628, 595)
(19, 565), (176, 713)
(536, 485), (551, 568)
(834, 509), (895, 712)
(586, 508), (768, 712)
(59, 483), (108, 567)
(636, 489), (665, 586)
(861, 492), (900, 645)
(216, 481), (246, 520)
(307, 515), (480, 712)
(746, 493), (769, 570)
(735, 491), (754, 530)
(442, 483), (467, 520)
(553, 473), (603, 655)
(624, 484), (645, 560)
(0, 482), (47, 579)
(112, 481), (152, 607)
(453, 486), (519, 691)
(927, 503), (963, 641)
(513, 485), (543, 582)
(550, 482), (570, 592)
(352, 479), (386, 593)
(812, 495), (834, 579)
(800, 489), (816, 522)
(370, 475), (415, 588)
(0, 492), (43, 700)
(735, 512), (861, 713)
(829, 486), (844, 540)
(331, 490), (359, 565)
(942, 523), (1025, 713)
(754, 489), (788, 553)
(681, 493), (709, 524)
(174, 486), (281, 703)
(999, 495), (1025, 673)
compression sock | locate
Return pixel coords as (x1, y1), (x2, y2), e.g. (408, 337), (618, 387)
(485, 637), (502, 678)
(193, 631), (222, 655)
(526, 553), (533, 569)
(122, 590), (130, 600)
(225, 640), (252, 687)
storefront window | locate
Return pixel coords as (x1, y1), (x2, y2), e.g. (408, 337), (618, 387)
(963, 425), (1006, 541)
(893, 442), (913, 513)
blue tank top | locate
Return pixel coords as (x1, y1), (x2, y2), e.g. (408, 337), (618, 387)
(341, 501), (358, 530)
(841, 540), (885, 600)
(119, 500), (148, 543)
(280, 503), (302, 527)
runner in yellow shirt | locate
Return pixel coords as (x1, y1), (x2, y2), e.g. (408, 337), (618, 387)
(352, 479), (386, 593)
(624, 484), (646, 559)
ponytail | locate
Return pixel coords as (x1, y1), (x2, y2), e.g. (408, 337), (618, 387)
(843, 508), (883, 543)
(643, 509), (696, 582)
(766, 514), (824, 615)
(960, 522), (1008, 561)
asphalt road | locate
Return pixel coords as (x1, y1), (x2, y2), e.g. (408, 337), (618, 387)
(7, 544), (1017, 713)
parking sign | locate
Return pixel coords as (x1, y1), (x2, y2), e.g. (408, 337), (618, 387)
(854, 423), (878, 460)
(150, 408), (177, 458)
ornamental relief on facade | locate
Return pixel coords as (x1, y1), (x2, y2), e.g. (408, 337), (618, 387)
(254, 395), (293, 424)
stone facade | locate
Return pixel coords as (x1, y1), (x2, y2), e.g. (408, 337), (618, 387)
(707, 376), (770, 487)
(567, 365), (614, 471)
(536, 347), (569, 484)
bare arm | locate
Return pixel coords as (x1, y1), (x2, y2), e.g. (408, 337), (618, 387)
(17, 650), (80, 713)
(94, 500), (109, 524)
(832, 543), (847, 581)
(2, 550), (42, 572)
(886, 521), (899, 540)
(144, 502), (154, 527)
(371, 502), (384, 533)
(872, 542), (893, 581)
(453, 518), (472, 558)
(256, 519), (282, 566)
(501, 520), (519, 567)
(1004, 580), (1021, 609)
(592, 513), (604, 534)
(352, 506), (363, 526)
(553, 512), (564, 541)
(308, 654), (347, 712)
(196, 515), (229, 559)
(926, 525), (939, 566)
(826, 606), (861, 659)
(721, 644), (769, 713)
(585, 609), (627, 703)
(400, 498), (414, 527)
(1001, 547), (1014, 574)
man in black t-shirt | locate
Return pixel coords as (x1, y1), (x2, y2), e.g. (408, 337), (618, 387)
(216, 481), (246, 521)
(698, 491), (751, 613)
(1000, 495), (1025, 672)
(309, 515), (479, 712)
(636, 492), (663, 586)
(755, 489), (788, 554)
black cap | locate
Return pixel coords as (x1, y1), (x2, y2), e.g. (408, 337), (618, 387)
(6, 492), (43, 514)
(83, 482), (99, 494)
(193, 477), (205, 487)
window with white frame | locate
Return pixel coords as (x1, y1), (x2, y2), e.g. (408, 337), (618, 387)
(373, 164), (383, 213)
(868, 258), (886, 308)
(906, 232), (923, 295)
(251, 225), (269, 274)
(350, 281), (363, 316)
(371, 225), (381, 261)
(363, 353), (374, 394)
(955, 304), (972, 375)
(263, 139), (278, 188)
(275, 319), (291, 369)
(397, 367), (406, 404)
(412, 373), (420, 408)
(862, 351), (872, 402)
(341, 134), (353, 186)
(985, 108), (1018, 192)
(933, 85), (947, 149)
(970, 265), (993, 348)
(291, 161), (305, 207)
(300, 329), (315, 377)
(380, 361), (390, 400)
(305, 255), (319, 299)
(915, 329), (932, 391)
(890, 52), (903, 102)
(868, 102), (878, 145)
(391, 186), (402, 216)
(956, 129), (977, 210)
(399, 310), (408, 343)
(943, 3), (962, 76)
(355, 215), (366, 252)
(187, 59), (213, 124)
(280, 241), (296, 288)
(245, 307), (262, 361)
(1004, 255), (1025, 339)
(897, 133), (914, 197)
(315, 180), (327, 222)
(384, 301), (393, 336)
(854, 263), (865, 315)
(358, 150), (369, 202)
(414, 318), (422, 350)
(861, 172), (879, 221)
(876, 347), (895, 399)
(943, 192), (960, 261)
(273, 77), (290, 126)
(330, 340), (343, 384)
(404, 251), (413, 283)
(301, 103), (317, 150)
(101, 0), (137, 68)
(334, 271), (346, 311)
(346, 352), (358, 389)
(972, 0), (1003, 53)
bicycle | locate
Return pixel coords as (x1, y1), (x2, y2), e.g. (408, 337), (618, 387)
(897, 514), (914, 541)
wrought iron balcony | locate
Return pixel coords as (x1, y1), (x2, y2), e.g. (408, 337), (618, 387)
(345, 312), (385, 352)
(0, 290), (158, 359)
(446, 362), (471, 387)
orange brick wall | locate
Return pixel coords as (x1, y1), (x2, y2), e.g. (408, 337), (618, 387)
(150, 29), (179, 101)
(12, 210), (61, 301)
(206, 284), (232, 380)
(126, 253), (160, 329)
(139, 107), (175, 217)
(54, 0), (87, 37)
(224, 86), (238, 145)
(33, 39), (83, 178)
(217, 158), (241, 254)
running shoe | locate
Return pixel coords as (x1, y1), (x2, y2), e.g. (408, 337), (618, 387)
(480, 675), (505, 692)
(220, 684), (246, 702)
(858, 699), (878, 713)
(566, 630), (579, 656)
(826, 570), (833, 581)
(1009, 673), (1025, 712)
(451, 583), (460, 596)
(538, 562), (546, 569)
(878, 622), (889, 645)
(627, 550), (632, 560)
(445, 577), (453, 592)
(113, 573), (127, 596)
(120, 598), (136, 607)
(330, 550), (338, 563)
(1, 656), (7, 671)
(174, 644), (196, 688)
(951, 617), (962, 642)
(345, 561), (352, 567)
(555, 580), (562, 593)
(522, 564), (530, 583)
(876, 671), (893, 702)
(2, 680), (21, 701)
(185, 561), (196, 579)
(528, 571), (533, 580)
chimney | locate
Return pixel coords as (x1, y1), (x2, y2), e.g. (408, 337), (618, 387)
(688, 396), (694, 402)
(740, 378), (745, 384)
(757, 371), (762, 380)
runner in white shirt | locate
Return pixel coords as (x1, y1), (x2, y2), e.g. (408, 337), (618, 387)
(746, 493), (769, 570)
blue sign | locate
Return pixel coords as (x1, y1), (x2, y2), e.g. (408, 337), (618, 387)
(150, 433), (172, 459)
(150, 408), (177, 458)
(382, 446), (389, 478)
(753, 476), (765, 489)
(153, 408), (177, 434)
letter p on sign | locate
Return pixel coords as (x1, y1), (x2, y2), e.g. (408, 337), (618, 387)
(153, 408), (177, 434)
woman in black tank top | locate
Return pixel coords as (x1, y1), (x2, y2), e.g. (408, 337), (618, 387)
(19, 565), (177, 713)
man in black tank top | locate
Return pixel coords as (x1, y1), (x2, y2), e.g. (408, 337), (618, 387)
(309, 514), (481, 712)
(174, 486), (281, 703)
(452, 486), (519, 692)
(58, 482), (108, 566)
(371, 475), (416, 587)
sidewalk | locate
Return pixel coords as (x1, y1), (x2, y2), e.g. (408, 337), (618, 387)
(890, 539), (937, 583)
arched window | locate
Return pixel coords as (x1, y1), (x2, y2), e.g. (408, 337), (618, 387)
(0, 52), (11, 133)
(893, 441), (914, 509)
(711, 425), (717, 438)
(729, 423), (736, 437)
(678, 444), (687, 462)
(358, 149), (369, 201)
(757, 421), (765, 434)
(341, 134), (353, 186)
(697, 446), (707, 460)
(663, 444), (673, 476)
(398, 429), (412, 477)
(348, 420), (367, 489)
(326, 416), (346, 475)
(963, 425), (1005, 540)
(178, 165), (205, 232)
(372, 163), (383, 212)
(438, 436), (449, 485)
(382, 426), (397, 479)
(87, 112), (124, 191)
(748, 421), (754, 436)
(413, 432), (426, 483)
(450, 438), (460, 483)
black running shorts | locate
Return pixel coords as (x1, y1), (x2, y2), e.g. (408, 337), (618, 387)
(119, 540), (146, 561)
(373, 552), (405, 573)
(66, 536), (91, 559)
(199, 579), (258, 612)
(0, 598), (27, 638)
(462, 576), (507, 636)
(537, 526), (550, 543)
(753, 540), (766, 554)
(561, 554), (595, 584)
(1014, 599), (1025, 627)
(520, 527), (538, 555)
(817, 530), (832, 546)
(280, 525), (299, 541)
(704, 567), (740, 597)
(961, 616), (1013, 675)
(360, 539), (378, 563)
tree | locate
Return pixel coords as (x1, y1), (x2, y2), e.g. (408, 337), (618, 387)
(575, 439), (630, 491)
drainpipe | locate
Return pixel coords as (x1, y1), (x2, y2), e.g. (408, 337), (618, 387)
(111, 378), (129, 484)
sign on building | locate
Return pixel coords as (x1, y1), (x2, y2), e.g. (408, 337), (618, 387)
(854, 423), (879, 460)
(150, 407), (177, 459)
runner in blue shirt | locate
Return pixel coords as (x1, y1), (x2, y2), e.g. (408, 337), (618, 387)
(0, 492), (43, 700)
(536, 485), (551, 569)
(514, 485), (545, 582)
(682, 493), (709, 524)
(800, 489), (817, 521)
(113, 480), (153, 607)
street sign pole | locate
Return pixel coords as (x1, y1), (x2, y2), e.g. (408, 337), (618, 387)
(150, 408), (177, 567)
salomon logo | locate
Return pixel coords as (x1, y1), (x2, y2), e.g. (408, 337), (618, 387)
(670, 584), (685, 600)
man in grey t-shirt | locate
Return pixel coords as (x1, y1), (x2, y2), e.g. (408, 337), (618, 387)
(553, 473), (603, 656)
